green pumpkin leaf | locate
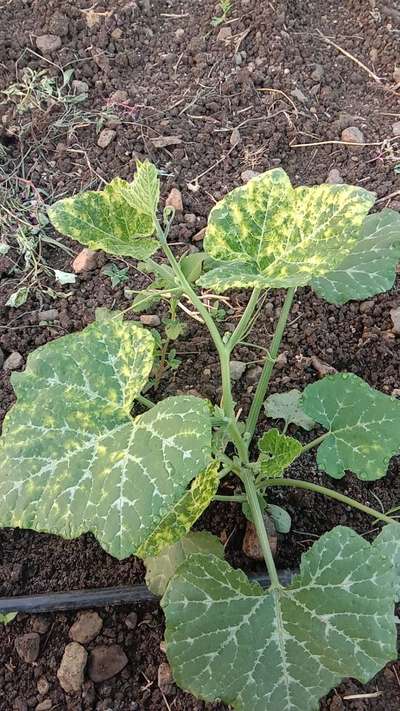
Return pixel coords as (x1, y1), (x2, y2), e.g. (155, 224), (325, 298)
(164, 318), (186, 341)
(137, 462), (219, 558)
(121, 159), (160, 217)
(6, 287), (29, 308)
(242, 494), (267, 523)
(268, 503), (292, 533)
(373, 523), (400, 602)
(48, 176), (158, 260)
(0, 612), (17, 625)
(197, 168), (375, 293)
(302, 373), (400, 480)
(145, 531), (224, 596)
(163, 526), (396, 711)
(180, 252), (206, 283)
(264, 389), (315, 431)
(0, 320), (213, 559)
(129, 288), (163, 313)
(257, 428), (302, 478)
(312, 209), (400, 304)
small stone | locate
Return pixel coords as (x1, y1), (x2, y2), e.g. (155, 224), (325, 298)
(341, 126), (364, 144)
(217, 26), (232, 41)
(110, 89), (128, 103)
(159, 640), (167, 654)
(311, 64), (324, 81)
(241, 169), (259, 183)
(72, 80), (89, 95)
(392, 121), (400, 136)
(57, 642), (88, 693)
(31, 616), (51, 634)
(192, 227), (206, 242)
(242, 515), (277, 560)
(264, 302), (274, 317)
(311, 355), (337, 377)
(325, 168), (343, 184)
(230, 127), (241, 147)
(69, 611), (103, 644)
(275, 352), (288, 369)
(165, 188), (183, 211)
(390, 306), (400, 334)
(36, 35), (62, 53)
(37, 677), (50, 695)
(72, 248), (98, 273)
(151, 135), (182, 148)
(359, 300), (374, 313)
(370, 48), (378, 63)
(15, 633), (40, 663)
(291, 87), (307, 103)
(38, 309), (58, 322)
(4, 351), (24, 372)
(88, 645), (128, 683)
(111, 28), (123, 40)
(140, 314), (161, 327)
(157, 662), (174, 695)
(393, 67), (400, 83)
(175, 28), (185, 40)
(246, 365), (262, 385)
(124, 612), (138, 630)
(35, 701), (52, 711)
(97, 129), (116, 148)
(230, 360), (247, 381)
(184, 213), (197, 226)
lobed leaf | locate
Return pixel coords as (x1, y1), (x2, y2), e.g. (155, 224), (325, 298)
(162, 526), (396, 711)
(373, 523), (400, 602)
(312, 209), (400, 304)
(197, 168), (375, 293)
(145, 531), (224, 596)
(120, 159), (160, 217)
(264, 389), (315, 431)
(258, 428), (302, 478)
(302, 373), (400, 480)
(0, 320), (213, 559)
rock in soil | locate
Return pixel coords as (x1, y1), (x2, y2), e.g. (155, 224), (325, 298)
(359, 300), (375, 313)
(241, 169), (260, 183)
(217, 26), (232, 42)
(15, 633), (40, 663)
(72, 248), (98, 273)
(35, 34), (61, 53)
(57, 642), (88, 693)
(230, 360), (247, 381)
(311, 355), (337, 377)
(72, 79), (89, 95)
(157, 662), (175, 695)
(88, 645), (128, 683)
(38, 309), (59, 322)
(242, 516), (278, 560)
(139, 314), (161, 327)
(124, 612), (138, 630)
(36, 676), (50, 695)
(31, 616), (51, 634)
(165, 188), (183, 211)
(69, 611), (103, 644)
(392, 121), (400, 136)
(110, 89), (128, 103)
(325, 168), (343, 184)
(390, 306), (400, 334)
(3, 351), (23, 371)
(97, 129), (116, 149)
(341, 126), (364, 144)
(35, 701), (52, 711)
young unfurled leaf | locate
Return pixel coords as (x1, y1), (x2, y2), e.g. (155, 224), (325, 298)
(257, 428), (302, 478)
(268, 503), (291, 533)
(101, 263), (129, 287)
(163, 526), (396, 711)
(302, 373), (400, 480)
(197, 168), (375, 293)
(180, 252), (206, 283)
(129, 288), (163, 313)
(373, 523), (400, 602)
(145, 531), (224, 596)
(0, 612), (17, 624)
(6, 286), (29, 308)
(264, 389), (315, 431)
(164, 318), (186, 341)
(312, 209), (400, 304)
(0, 320), (213, 559)
(48, 176), (158, 260)
(120, 160), (160, 217)
(137, 462), (220, 558)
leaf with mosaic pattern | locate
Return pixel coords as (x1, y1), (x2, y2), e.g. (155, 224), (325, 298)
(312, 209), (400, 304)
(373, 523), (400, 602)
(121, 159), (160, 217)
(197, 168), (375, 293)
(264, 389), (316, 431)
(48, 176), (158, 259)
(145, 531), (224, 596)
(162, 526), (396, 711)
(257, 428), (302, 479)
(0, 321), (213, 559)
(302, 373), (400, 480)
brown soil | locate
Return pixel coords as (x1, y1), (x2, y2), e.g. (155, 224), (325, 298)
(1, 1), (400, 709)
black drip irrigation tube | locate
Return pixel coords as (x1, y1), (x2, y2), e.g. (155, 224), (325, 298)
(0, 570), (295, 614)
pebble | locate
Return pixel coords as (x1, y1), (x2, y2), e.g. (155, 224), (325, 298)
(97, 129), (116, 149)
(184, 213), (197, 226)
(15, 633), (40, 663)
(246, 365), (262, 385)
(175, 28), (185, 40)
(192, 227), (206, 242)
(275, 352), (288, 369)
(124, 612), (138, 630)
(57, 642), (88, 693)
(4, 351), (24, 372)
(264, 302), (274, 317)
(230, 127), (241, 146)
(311, 63), (324, 81)
(291, 87), (307, 103)
(359, 300), (374, 314)
(325, 168), (343, 184)
(165, 188), (183, 211)
(341, 126), (364, 144)
(390, 306), (400, 334)
(72, 80), (89, 95)
(37, 677), (50, 695)
(38, 309), (59, 322)
(31, 616), (51, 634)
(111, 28), (123, 40)
(241, 170), (260, 183)
(230, 360), (247, 381)
(69, 611), (103, 644)
(392, 388), (400, 398)
(151, 135), (182, 148)
(157, 662), (174, 695)
(393, 67), (400, 83)
(88, 645), (128, 683)
(72, 248), (98, 273)
(217, 26), (232, 41)
(140, 314), (161, 327)
(160, 640), (167, 654)
(110, 89), (128, 103)
(35, 701), (52, 711)
(36, 35), (62, 53)
(311, 355), (337, 377)
(392, 121), (400, 136)
(242, 516), (277, 560)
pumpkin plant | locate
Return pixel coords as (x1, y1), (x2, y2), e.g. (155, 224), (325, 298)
(2, 161), (400, 711)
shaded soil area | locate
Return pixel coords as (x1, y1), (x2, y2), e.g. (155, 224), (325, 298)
(1, 0), (400, 709)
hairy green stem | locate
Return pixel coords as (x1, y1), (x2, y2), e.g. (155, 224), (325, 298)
(228, 288), (261, 352)
(136, 394), (155, 409)
(263, 478), (398, 526)
(213, 493), (246, 502)
(301, 433), (330, 453)
(243, 468), (281, 588)
(245, 287), (296, 442)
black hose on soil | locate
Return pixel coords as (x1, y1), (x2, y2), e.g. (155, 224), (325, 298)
(0, 570), (295, 614)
